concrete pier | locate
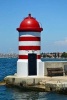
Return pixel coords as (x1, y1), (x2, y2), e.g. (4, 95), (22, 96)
(0, 80), (6, 85)
(4, 75), (67, 93)
(4, 75), (47, 91)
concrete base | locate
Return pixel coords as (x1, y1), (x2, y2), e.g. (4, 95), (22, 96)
(4, 75), (45, 86)
(4, 75), (67, 92)
(4, 75), (46, 91)
(17, 59), (44, 77)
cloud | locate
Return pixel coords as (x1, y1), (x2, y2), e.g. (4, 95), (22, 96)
(54, 38), (67, 46)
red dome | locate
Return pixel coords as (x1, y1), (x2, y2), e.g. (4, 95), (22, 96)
(17, 14), (43, 32)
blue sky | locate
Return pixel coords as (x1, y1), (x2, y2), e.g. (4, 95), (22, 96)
(0, 0), (67, 53)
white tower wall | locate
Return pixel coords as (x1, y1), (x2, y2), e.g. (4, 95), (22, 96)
(17, 32), (44, 76)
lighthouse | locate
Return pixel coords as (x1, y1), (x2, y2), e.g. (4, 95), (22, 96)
(16, 14), (44, 77)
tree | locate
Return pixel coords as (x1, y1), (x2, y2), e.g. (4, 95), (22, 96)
(43, 53), (46, 58)
(61, 52), (67, 58)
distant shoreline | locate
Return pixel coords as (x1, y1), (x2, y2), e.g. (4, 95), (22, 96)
(0, 53), (18, 58)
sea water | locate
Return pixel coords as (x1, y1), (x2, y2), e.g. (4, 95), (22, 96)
(0, 58), (67, 100)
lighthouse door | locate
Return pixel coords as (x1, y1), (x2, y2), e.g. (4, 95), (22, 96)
(28, 54), (37, 75)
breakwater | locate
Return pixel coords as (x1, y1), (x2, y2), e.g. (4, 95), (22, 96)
(4, 76), (67, 94)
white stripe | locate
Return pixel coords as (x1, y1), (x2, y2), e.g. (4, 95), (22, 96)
(19, 32), (40, 37)
(19, 41), (41, 46)
(19, 50), (40, 55)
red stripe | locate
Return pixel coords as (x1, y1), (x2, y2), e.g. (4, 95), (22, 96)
(19, 37), (40, 41)
(18, 55), (41, 59)
(19, 46), (40, 50)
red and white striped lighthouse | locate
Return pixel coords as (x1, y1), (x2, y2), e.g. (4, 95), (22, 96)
(16, 14), (44, 76)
